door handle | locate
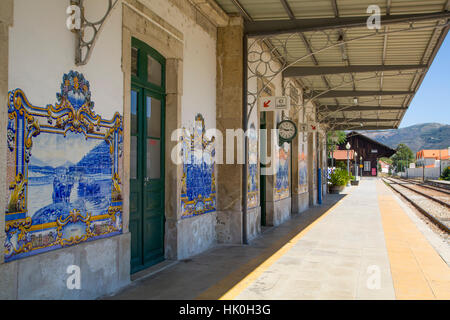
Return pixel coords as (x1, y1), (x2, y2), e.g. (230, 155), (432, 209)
(144, 177), (150, 184)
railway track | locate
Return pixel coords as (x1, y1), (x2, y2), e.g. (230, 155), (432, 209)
(427, 180), (450, 191)
(387, 178), (450, 208)
(383, 177), (450, 234)
(396, 177), (450, 196)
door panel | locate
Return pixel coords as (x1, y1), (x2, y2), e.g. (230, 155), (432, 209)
(130, 38), (166, 274)
(130, 86), (143, 272)
(130, 87), (165, 272)
(146, 97), (161, 138)
(142, 91), (164, 266)
(146, 54), (162, 86)
(146, 138), (161, 179)
(129, 211), (142, 268)
(130, 136), (138, 179)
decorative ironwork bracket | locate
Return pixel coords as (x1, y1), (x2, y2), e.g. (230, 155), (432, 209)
(71, 0), (119, 66)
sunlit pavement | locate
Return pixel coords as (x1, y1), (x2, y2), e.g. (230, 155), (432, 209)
(108, 179), (450, 300)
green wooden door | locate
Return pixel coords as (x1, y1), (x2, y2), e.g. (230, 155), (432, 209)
(130, 38), (165, 274)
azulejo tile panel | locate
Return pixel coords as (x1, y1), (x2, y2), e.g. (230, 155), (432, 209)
(275, 143), (290, 201)
(180, 114), (216, 219)
(247, 123), (258, 209)
(4, 71), (123, 262)
(298, 133), (308, 194)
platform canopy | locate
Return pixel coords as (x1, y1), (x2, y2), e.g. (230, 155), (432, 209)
(214, 0), (450, 130)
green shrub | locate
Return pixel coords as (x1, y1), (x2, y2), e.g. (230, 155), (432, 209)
(329, 168), (351, 186)
(336, 162), (347, 170)
(441, 167), (450, 181)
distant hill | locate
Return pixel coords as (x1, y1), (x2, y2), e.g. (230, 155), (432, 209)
(359, 123), (450, 154)
(74, 140), (112, 174)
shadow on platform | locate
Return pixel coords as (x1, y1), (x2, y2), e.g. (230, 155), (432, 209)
(106, 193), (347, 300)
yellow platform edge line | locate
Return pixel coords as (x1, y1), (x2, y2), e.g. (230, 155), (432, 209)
(377, 180), (450, 300)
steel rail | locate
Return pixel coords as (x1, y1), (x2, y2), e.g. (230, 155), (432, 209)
(383, 178), (450, 234)
(396, 177), (450, 196)
(385, 178), (450, 208)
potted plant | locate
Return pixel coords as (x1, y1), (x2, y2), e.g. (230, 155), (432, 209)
(329, 168), (350, 194)
(350, 174), (359, 186)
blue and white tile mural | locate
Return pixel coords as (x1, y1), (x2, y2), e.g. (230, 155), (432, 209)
(275, 143), (290, 201)
(4, 71), (123, 262)
(247, 123), (258, 209)
(298, 133), (308, 194)
(180, 114), (216, 218)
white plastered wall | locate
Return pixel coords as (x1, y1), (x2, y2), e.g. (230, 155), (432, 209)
(139, 0), (217, 132)
(9, 0), (123, 119)
(3, 2), (129, 298)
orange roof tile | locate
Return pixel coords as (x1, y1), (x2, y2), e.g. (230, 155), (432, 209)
(333, 150), (354, 160)
(416, 149), (449, 160)
(379, 160), (390, 167)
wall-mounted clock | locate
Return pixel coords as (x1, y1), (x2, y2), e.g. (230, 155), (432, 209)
(277, 119), (297, 144)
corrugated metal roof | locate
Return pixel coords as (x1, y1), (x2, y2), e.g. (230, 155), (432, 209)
(217, 0), (449, 19)
(215, 0), (450, 130)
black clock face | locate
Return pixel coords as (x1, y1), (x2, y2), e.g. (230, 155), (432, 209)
(278, 120), (297, 141)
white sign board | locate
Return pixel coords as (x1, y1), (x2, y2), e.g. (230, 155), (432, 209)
(259, 96), (290, 112)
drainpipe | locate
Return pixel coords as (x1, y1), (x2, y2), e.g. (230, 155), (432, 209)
(242, 34), (248, 245)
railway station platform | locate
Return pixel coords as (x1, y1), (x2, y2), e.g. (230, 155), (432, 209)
(108, 179), (450, 300)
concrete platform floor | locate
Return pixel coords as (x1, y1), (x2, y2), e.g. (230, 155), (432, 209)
(108, 179), (450, 300)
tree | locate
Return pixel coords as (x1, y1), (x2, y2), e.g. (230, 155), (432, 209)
(391, 144), (414, 173)
(336, 161), (347, 171)
(441, 167), (450, 181)
(379, 157), (393, 165)
(327, 131), (347, 168)
(378, 157), (393, 173)
(327, 131), (347, 152)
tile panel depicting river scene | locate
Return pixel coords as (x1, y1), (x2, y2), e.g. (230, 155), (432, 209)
(4, 130), (120, 261)
(28, 132), (113, 221)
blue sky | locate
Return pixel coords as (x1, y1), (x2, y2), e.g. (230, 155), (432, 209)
(400, 35), (450, 128)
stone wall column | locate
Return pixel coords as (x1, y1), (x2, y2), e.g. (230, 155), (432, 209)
(307, 132), (315, 206)
(164, 58), (183, 259)
(292, 135), (300, 197)
(291, 109), (302, 214)
(216, 16), (244, 244)
(0, 0), (13, 266)
(264, 109), (291, 226)
(0, 0), (17, 299)
(319, 130), (328, 198)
